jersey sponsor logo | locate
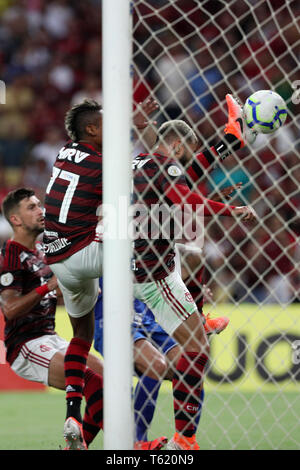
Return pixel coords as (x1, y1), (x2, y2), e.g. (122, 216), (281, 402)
(168, 165), (182, 177)
(43, 237), (71, 254)
(185, 292), (194, 303)
(186, 405), (198, 413)
(44, 230), (59, 238)
(57, 147), (90, 163)
(0, 272), (14, 287)
(132, 158), (151, 170)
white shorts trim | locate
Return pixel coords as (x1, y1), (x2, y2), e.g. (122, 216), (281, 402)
(11, 334), (68, 386)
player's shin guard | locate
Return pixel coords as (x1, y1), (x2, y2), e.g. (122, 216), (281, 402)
(173, 352), (208, 437)
(64, 337), (91, 422)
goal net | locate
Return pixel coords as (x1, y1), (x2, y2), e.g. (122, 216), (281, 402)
(130, 0), (300, 450)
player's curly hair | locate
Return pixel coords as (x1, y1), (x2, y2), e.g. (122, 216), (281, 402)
(65, 99), (102, 142)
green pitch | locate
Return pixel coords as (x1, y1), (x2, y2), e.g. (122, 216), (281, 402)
(1, 303), (299, 450)
(0, 389), (299, 450)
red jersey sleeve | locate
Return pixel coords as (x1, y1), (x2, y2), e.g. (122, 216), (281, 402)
(165, 183), (235, 216)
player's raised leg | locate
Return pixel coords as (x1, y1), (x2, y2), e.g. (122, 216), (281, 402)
(134, 271), (209, 451)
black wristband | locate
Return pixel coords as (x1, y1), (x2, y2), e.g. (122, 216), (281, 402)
(216, 134), (242, 161)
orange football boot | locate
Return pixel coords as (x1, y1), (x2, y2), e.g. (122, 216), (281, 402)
(134, 436), (168, 450)
(63, 417), (88, 450)
(203, 313), (230, 335)
(224, 94), (245, 149)
(166, 432), (200, 450)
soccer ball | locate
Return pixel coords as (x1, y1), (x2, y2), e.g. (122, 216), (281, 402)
(243, 90), (287, 134)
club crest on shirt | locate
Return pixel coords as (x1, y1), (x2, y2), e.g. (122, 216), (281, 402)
(0, 272), (14, 287)
(168, 165), (182, 177)
(40, 344), (52, 352)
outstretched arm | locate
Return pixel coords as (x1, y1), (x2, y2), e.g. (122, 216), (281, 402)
(165, 182), (257, 221)
(209, 182), (243, 202)
(133, 97), (159, 150)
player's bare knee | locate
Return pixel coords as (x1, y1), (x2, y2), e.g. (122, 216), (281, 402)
(134, 355), (168, 380)
(69, 311), (95, 343)
(152, 356), (168, 378)
(173, 312), (210, 356)
(137, 356), (167, 380)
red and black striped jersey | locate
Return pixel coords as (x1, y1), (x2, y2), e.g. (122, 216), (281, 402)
(132, 153), (187, 283)
(0, 240), (57, 365)
(43, 141), (102, 264)
(186, 147), (217, 190)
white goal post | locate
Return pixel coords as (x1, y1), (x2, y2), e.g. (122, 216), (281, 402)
(102, 0), (134, 450)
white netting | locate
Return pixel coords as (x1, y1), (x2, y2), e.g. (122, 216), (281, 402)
(0, 0), (299, 451)
(131, 0), (300, 450)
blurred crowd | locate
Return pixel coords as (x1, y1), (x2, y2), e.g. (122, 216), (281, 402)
(0, 0), (299, 304)
(0, 0), (102, 203)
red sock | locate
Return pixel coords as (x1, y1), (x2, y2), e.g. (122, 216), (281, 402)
(83, 408), (100, 447)
(82, 368), (103, 446)
(64, 337), (91, 421)
(173, 352), (208, 437)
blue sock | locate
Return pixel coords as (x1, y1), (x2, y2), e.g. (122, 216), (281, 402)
(134, 375), (162, 442)
(194, 388), (205, 432)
